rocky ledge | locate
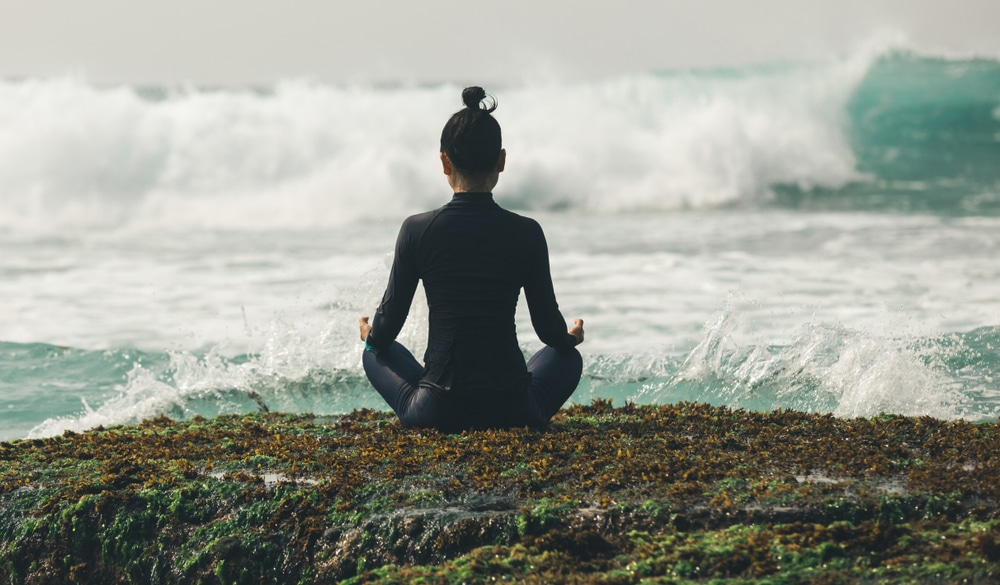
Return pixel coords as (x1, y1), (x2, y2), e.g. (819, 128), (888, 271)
(2, 400), (999, 584)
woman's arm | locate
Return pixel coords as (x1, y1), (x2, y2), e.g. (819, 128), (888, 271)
(362, 219), (420, 350)
(522, 219), (584, 349)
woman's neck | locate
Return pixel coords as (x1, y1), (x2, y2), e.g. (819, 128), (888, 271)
(448, 172), (499, 193)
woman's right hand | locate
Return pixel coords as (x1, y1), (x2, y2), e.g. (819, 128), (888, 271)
(568, 318), (585, 345)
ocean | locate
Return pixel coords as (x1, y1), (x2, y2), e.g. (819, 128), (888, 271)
(1, 46), (998, 442)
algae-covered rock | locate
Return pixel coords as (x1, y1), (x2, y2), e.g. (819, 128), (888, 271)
(1, 401), (999, 583)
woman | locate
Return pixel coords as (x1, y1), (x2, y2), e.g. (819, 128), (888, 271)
(359, 86), (584, 433)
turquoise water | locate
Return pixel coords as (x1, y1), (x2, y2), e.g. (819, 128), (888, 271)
(2, 48), (999, 441)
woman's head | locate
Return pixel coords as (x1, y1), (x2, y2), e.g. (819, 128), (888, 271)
(440, 87), (503, 180)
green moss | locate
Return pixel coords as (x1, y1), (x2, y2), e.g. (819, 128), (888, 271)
(1, 402), (1000, 583)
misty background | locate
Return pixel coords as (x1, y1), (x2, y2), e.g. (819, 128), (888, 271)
(2, 0), (999, 85)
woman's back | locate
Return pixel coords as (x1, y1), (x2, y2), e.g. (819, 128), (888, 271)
(359, 86), (584, 431)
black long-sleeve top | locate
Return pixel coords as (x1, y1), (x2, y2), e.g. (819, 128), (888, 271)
(367, 192), (578, 399)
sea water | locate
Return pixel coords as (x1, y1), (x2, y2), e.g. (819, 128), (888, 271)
(2, 45), (999, 441)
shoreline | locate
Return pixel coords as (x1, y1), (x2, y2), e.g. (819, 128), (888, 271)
(2, 401), (999, 583)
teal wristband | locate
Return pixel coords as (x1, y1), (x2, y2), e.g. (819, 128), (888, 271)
(364, 336), (377, 352)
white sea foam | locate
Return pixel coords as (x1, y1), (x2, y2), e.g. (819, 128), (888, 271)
(663, 299), (981, 420)
(0, 48), (881, 232)
(23, 261), (434, 438)
(26, 318), (382, 438)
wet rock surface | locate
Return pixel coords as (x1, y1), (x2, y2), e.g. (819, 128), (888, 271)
(1, 400), (999, 583)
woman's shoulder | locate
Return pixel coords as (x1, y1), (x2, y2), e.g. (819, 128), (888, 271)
(508, 209), (544, 234)
(493, 204), (541, 228)
(494, 208), (547, 247)
(401, 207), (445, 231)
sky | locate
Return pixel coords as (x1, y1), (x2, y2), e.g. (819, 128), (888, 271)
(2, 0), (999, 85)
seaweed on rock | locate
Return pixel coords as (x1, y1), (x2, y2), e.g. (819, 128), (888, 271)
(0, 401), (998, 583)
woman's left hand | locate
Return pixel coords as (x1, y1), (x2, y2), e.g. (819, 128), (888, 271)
(359, 316), (372, 341)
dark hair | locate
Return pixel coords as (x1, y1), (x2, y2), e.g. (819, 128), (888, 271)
(439, 86), (502, 176)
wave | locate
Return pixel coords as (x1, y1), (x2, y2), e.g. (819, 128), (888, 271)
(2, 44), (996, 232)
(627, 307), (1000, 422)
(11, 324), (384, 440)
(9, 312), (999, 439)
(775, 51), (1000, 214)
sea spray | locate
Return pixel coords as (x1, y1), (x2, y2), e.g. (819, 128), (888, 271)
(659, 302), (997, 420)
(15, 306), (1000, 439)
(25, 343), (379, 439)
(23, 269), (431, 438)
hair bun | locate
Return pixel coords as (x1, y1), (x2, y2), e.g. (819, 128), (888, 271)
(461, 86), (497, 113)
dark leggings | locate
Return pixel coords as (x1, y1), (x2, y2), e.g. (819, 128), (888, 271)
(362, 342), (582, 432)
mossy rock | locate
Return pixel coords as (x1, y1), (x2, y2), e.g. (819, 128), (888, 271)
(1, 401), (999, 583)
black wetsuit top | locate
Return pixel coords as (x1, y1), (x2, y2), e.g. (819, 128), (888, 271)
(366, 192), (578, 400)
